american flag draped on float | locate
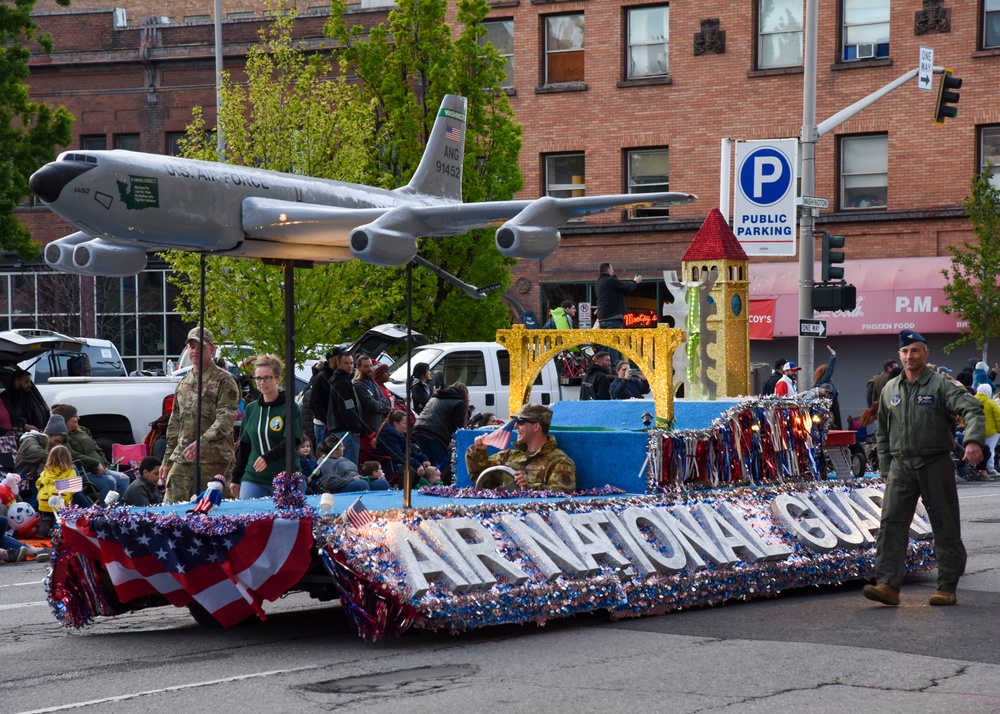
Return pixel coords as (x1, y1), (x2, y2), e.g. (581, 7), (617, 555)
(57, 513), (313, 627)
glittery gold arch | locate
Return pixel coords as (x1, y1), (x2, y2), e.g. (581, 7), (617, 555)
(496, 325), (686, 428)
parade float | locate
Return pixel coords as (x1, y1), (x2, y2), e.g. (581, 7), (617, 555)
(45, 210), (934, 641)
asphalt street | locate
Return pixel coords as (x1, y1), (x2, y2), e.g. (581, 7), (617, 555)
(4, 480), (1000, 714)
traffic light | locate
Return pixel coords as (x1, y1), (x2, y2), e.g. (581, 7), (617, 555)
(812, 284), (856, 312)
(820, 231), (845, 282)
(934, 68), (962, 126)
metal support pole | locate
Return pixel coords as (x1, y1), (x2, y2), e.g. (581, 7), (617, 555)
(720, 138), (732, 224)
(404, 261), (413, 509)
(214, 0), (225, 160)
(797, 0), (819, 380)
(284, 261), (296, 478)
(194, 254), (206, 496)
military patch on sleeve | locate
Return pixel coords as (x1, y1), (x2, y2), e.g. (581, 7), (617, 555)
(891, 394), (901, 406)
(916, 394), (935, 405)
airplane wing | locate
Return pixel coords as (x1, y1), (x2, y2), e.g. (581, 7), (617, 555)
(243, 191), (697, 265)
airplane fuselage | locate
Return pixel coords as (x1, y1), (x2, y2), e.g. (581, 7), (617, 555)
(36, 150), (443, 258)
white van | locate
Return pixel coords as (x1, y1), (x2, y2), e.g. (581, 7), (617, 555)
(385, 342), (576, 420)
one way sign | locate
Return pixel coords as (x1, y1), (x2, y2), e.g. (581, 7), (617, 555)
(799, 319), (827, 338)
(919, 47), (934, 91)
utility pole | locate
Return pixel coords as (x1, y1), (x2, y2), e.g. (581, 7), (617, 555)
(797, 0), (819, 380)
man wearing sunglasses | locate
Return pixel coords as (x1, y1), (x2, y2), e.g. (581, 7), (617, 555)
(466, 404), (576, 492)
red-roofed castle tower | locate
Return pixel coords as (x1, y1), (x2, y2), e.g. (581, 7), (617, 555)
(681, 208), (750, 397)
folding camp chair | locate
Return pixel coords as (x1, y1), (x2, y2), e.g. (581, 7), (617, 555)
(111, 443), (147, 471)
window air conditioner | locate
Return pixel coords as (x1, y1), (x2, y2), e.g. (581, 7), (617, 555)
(856, 43), (876, 59)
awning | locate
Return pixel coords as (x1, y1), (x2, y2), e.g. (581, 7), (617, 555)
(749, 256), (967, 338)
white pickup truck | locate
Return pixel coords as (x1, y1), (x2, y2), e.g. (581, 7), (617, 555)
(385, 341), (578, 420)
(7, 330), (180, 449)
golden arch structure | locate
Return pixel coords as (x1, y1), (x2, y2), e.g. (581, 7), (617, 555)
(496, 325), (686, 428)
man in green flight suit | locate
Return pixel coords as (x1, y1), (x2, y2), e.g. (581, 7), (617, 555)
(466, 404), (576, 492)
(864, 329), (985, 607)
(160, 328), (241, 504)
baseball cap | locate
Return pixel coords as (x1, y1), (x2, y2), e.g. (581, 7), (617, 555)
(784, 362), (802, 371)
(513, 404), (552, 428)
(186, 327), (217, 345)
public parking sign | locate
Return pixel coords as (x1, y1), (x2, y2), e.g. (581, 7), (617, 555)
(733, 139), (798, 257)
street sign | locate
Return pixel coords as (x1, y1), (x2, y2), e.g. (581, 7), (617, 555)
(799, 319), (827, 338)
(732, 138), (798, 257)
(578, 301), (592, 328)
(800, 196), (828, 209)
(919, 47), (934, 91)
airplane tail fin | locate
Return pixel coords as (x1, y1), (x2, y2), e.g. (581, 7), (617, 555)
(397, 94), (467, 202)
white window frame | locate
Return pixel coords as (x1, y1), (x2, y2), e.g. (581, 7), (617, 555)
(980, 126), (1000, 190)
(482, 19), (514, 88)
(984, 0), (1000, 49)
(627, 5), (669, 79)
(757, 0), (803, 69)
(840, 135), (888, 210)
(545, 153), (585, 198)
(544, 14), (585, 85)
(841, 0), (889, 61)
(626, 148), (669, 219)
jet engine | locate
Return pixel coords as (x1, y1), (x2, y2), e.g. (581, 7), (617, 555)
(72, 239), (149, 277)
(44, 232), (96, 273)
(494, 223), (561, 260)
(349, 210), (419, 266)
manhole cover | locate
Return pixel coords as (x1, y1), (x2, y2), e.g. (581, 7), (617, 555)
(301, 664), (477, 694)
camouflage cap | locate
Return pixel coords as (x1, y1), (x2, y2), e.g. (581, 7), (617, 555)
(186, 327), (217, 346)
(513, 403), (552, 428)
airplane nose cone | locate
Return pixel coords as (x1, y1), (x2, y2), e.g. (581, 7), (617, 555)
(29, 160), (96, 203)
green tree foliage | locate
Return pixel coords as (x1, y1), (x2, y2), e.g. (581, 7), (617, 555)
(941, 164), (1000, 360)
(164, 0), (522, 366)
(0, 0), (74, 257)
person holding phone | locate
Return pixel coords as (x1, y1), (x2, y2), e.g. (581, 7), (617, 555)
(595, 263), (642, 365)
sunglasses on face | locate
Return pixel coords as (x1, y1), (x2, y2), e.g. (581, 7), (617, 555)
(514, 418), (537, 425)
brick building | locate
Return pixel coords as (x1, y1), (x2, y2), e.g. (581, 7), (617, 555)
(16, 1), (1000, 415)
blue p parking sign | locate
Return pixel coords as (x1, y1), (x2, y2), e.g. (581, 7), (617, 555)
(733, 139), (798, 257)
(738, 147), (792, 206)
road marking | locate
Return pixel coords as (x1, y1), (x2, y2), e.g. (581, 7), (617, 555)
(0, 601), (48, 611)
(13, 664), (325, 714)
(0, 579), (46, 589)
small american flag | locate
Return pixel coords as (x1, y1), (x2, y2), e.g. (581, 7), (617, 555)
(343, 497), (374, 529)
(481, 419), (517, 450)
(54, 475), (84, 493)
(444, 125), (461, 142)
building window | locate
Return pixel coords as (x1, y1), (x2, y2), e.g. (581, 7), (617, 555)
(842, 0), (889, 61)
(166, 132), (186, 156)
(115, 134), (140, 151)
(626, 148), (669, 219)
(985, 0), (1000, 48)
(840, 135), (887, 209)
(980, 126), (1000, 189)
(627, 6), (668, 78)
(184, 15), (210, 23)
(544, 14), (584, 85)
(482, 19), (514, 88)
(81, 135), (107, 151)
(545, 153), (585, 198)
(758, 0), (802, 68)
(227, 11), (256, 19)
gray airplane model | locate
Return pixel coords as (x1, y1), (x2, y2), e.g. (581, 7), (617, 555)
(30, 94), (697, 278)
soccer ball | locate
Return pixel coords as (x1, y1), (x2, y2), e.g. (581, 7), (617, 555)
(7, 502), (40, 538)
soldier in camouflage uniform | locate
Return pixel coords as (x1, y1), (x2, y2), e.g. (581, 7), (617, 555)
(466, 404), (576, 492)
(160, 328), (241, 503)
